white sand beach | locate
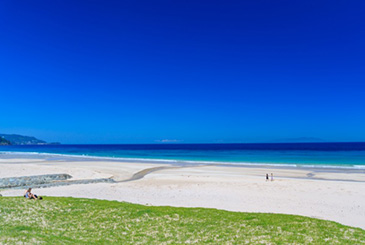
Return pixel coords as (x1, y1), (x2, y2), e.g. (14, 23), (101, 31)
(1, 156), (364, 230)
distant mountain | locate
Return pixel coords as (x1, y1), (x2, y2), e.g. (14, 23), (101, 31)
(0, 137), (11, 145)
(0, 134), (60, 145)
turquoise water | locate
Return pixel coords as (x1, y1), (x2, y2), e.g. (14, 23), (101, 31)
(1, 143), (365, 169)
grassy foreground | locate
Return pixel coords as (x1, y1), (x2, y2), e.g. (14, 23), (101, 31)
(0, 197), (364, 244)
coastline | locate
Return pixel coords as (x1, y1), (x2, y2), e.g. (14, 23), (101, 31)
(1, 153), (365, 230)
(2, 151), (365, 170)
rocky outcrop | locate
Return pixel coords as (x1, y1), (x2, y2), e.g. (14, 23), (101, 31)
(0, 174), (72, 188)
(0, 174), (115, 189)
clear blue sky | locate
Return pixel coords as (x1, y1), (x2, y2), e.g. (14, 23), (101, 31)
(1, 1), (364, 144)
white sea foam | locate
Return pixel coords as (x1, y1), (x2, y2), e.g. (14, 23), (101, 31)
(1, 151), (365, 170)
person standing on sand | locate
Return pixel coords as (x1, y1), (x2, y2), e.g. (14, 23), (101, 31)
(271, 173), (274, 181)
(266, 173), (269, 181)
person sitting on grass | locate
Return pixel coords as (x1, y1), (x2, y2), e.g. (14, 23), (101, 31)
(24, 188), (40, 200)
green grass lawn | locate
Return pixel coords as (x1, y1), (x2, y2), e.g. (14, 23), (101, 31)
(0, 197), (364, 244)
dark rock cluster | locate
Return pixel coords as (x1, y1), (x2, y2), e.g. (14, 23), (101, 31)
(0, 174), (115, 189)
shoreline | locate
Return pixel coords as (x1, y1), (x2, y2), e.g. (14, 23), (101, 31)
(1, 154), (364, 229)
(1, 151), (365, 171)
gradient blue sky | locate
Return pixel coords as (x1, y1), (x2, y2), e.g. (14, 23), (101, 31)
(1, 1), (364, 144)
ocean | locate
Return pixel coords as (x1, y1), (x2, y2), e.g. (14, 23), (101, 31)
(1, 143), (365, 169)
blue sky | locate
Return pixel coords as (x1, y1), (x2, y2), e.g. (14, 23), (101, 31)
(1, 1), (364, 143)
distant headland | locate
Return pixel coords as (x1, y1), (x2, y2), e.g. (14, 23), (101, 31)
(0, 134), (60, 145)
